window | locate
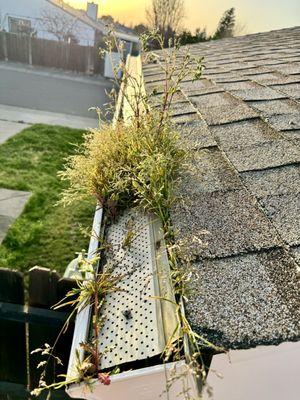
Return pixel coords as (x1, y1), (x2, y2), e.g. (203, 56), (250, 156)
(8, 17), (33, 35)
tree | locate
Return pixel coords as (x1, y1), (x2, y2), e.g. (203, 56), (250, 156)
(179, 28), (208, 45)
(40, 7), (79, 43)
(100, 15), (115, 25)
(133, 23), (149, 35)
(195, 28), (208, 41)
(146, 0), (185, 47)
(234, 22), (247, 36)
(213, 7), (235, 40)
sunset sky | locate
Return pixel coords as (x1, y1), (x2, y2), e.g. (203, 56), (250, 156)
(68, 0), (300, 35)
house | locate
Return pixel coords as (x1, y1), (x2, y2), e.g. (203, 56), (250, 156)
(0, 0), (138, 53)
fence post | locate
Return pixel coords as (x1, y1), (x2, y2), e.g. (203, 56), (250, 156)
(28, 35), (32, 65)
(3, 32), (8, 61)
(28, 267), (75, 392)
(28, 267), (59, 390)
(0, 269), (27, 385)
(86, 45), (94, 75)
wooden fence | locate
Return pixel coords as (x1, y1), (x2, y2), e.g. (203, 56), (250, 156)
(0, 267), (76, 399)
(0, 31), (104, 75)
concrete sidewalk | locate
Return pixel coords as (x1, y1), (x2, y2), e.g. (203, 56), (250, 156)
(0, 120), (30, 144)
(0, 188), (31, 243)
(0, 104), (99, 130)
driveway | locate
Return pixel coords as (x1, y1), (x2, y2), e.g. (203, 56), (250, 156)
(0, 62), (113, 119)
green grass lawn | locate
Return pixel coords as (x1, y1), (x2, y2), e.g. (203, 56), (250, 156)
(0, 124), (95, 274)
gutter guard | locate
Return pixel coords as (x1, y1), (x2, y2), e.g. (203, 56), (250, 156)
(66, 209), (200, 400)
(98, 209), (177, 370)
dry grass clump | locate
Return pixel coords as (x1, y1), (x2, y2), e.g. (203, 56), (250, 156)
(59, 112), (185, 223)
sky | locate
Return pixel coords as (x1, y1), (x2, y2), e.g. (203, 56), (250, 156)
(68, 0), (300, 35)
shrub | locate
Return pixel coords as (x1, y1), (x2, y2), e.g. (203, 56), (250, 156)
(59, 112), (185, 224)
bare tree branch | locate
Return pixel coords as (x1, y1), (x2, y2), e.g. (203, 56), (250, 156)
(146, 0), (185, 46)
(40, 7), (79, 43)
(234, 21), (247, 36)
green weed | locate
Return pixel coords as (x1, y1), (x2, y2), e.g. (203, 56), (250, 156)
(59, 112), (185, 226)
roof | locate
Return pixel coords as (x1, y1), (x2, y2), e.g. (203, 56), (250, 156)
(47, 0), (139, 43)
(142, 27), (300, 349)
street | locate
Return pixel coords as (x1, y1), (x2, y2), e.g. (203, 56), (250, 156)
(0, 62), (113, 119)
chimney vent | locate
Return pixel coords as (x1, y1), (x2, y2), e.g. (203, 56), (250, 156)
(86, 2), (98, 21)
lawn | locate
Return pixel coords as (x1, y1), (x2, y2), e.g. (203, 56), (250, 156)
(0, 124), (95, 274)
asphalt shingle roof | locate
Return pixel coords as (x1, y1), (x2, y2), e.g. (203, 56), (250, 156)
(142, 26), (300, 349)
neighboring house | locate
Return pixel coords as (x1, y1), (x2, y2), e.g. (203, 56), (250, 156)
(0, 0), (138, 77)
(142, 26), (300, 399)
(0, 0), (138, 50)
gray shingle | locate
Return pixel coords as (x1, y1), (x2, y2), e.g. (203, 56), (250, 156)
(249, 99), (300, 116)
(261, 193), (300, 246)
(260, 74), (300, 85)
(144, 73), (165, 83)
(179, 120), (217, 149)
(186, 249), (300, 348)
(281, 130), (300, 140)
(145, 81), (165, 95)
(180, 79), (214, 92)
(186, 87), (225, 97)
(171, 112), (199, 124)
(291, 246), (300, 268)
(242, 165), (300, 198)
(226, 139), (300, 172)
(232, 87), (287, 101)
(177, 147), (241, 195)
(242, 72), (286, 84)
(206, 74), (252, 83)
(190, 92), (259, 125)
(150, 91), (186, 106)
(199, 104), (258, 126)
(270, 82), (300, 99)
(218, 80), (257, 91)
(190, 92), (235, 108)
(256, 59), (295, 66)
(276, 63), (300, 75)
(267, 114), (300, 131)
(172, 189), (279, 259)
(210, 119), (280, 150)
(241, 67), (276, 76)
(222, 62), (258, 71)
(170, 101), (196, 116)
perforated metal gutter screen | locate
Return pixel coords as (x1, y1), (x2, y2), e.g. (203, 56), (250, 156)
(98, 209), (177, 370)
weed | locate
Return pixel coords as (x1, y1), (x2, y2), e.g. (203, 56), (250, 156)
(59, 112), (185, 226)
